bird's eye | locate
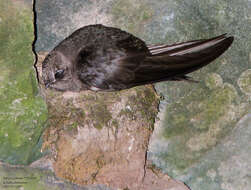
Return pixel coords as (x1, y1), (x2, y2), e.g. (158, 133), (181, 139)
(55, 69), (64, 79)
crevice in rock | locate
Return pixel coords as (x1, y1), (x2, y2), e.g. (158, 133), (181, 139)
(32, 0), (40, 84)
(142, 95), (160, 186)
(142, 134), (149, 183)
(184, 182), (191, 190)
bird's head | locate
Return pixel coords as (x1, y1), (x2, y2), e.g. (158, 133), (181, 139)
(42, 50), (82, 92)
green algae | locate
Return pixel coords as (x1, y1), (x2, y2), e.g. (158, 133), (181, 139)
(160, 74), (244, 173)
(89, 103), (112, 130)
(238, 69), (251, 96)
(111, 119), (119, 132)
(118, 86), (159, 130)
(149, 1), (251, 186)
(134, 87), (158, 127)
(148, 1), (251, 188)
(205, 73), (223, 90)
(191, 83), (237, 130)
(163, 80), (237, 137)
(0, 0), (48, 165)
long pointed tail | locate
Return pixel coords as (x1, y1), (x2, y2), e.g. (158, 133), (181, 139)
(132, 34), (234, 86)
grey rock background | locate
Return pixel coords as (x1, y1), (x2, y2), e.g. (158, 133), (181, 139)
(35, 0), (251, 190)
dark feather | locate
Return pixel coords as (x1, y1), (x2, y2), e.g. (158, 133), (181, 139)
(126, 34), (234, 87)
(77, 32), (233, 91)
(147, 33), (227, 55)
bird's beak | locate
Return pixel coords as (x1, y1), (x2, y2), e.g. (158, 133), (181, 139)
(45, 82), (51, 89)
(45, 80), (56, 89)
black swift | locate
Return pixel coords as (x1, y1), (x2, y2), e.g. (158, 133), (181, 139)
(42, 24), (234, 92)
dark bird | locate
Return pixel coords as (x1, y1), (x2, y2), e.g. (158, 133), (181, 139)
(42, 24), (234, 92)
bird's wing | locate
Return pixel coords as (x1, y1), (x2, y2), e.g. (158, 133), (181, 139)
(128, 34), (234, 87)
(76, 42), (147, 91)
(147, 34), (227, 55)
(76, 33), (150, 91)
(77, 34), (234, 91)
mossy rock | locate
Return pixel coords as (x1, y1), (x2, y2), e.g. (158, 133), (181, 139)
(0, 0), (48, 165)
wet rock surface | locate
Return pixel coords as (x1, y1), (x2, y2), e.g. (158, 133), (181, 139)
(147, 1), (251, 189)
(34, 0), (251, 189)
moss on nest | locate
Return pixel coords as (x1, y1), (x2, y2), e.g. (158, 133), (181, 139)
(89, 103), (112, 130)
